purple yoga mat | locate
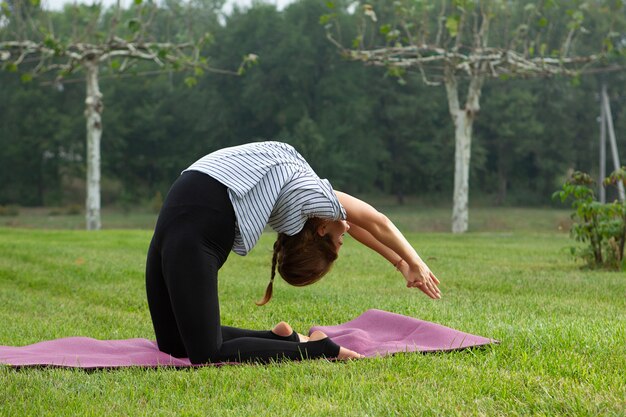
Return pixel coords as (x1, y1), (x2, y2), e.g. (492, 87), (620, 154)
(0, 309), (497, 369)
(310, 309), (496, 357)
(0, 337), (195, 369)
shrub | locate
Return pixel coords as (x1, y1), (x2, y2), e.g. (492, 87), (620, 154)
(48, 204), (83, 216)
(64, 204), (83, 215)
(553, 169), (626, 270)
(0, 205), (20, 216)
(150, 191), (163, 214)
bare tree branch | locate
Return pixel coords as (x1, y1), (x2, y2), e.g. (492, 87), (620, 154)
(343, 43), (607, 78)
(0, 38), (215, 78)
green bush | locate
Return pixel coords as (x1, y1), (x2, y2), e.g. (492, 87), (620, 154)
(64, 204), (83, 215)
(553, 169), (626, 270)
(0, 205), (20, 216)
(48, 204), (83, 216)
(150, 191), (163, 214)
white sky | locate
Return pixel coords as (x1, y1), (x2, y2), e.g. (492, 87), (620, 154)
(44, 0), (294, 14)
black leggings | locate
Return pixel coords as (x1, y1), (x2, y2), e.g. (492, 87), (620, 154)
(146, 171), (340, 364)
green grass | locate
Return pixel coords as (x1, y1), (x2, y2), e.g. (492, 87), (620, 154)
(0, 214), (624, 416)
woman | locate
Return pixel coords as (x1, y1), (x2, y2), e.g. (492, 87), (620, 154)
(146, 141), (440, 364)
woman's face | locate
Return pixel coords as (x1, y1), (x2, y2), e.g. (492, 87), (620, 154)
(318, 220), (350, 252)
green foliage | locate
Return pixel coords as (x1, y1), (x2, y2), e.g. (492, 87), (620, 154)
(19, 71), (32, 82)
(0, 205), (20, 216)
(47, 204), (82, 216)
(150, 190), (163, 213)
(445, 15), (459, 38)
(4, 62), (17, 72)
(183, 75), (197, 87)
(126, 18), (141, 33)
(0, 1), (11, 17)
(553, 170), (626, 270)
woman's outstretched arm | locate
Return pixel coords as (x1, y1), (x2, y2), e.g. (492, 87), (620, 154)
(335, 191), (441, 299)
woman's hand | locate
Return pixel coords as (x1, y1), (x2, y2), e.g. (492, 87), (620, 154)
(397, 260), (441, 299)
(335, 191), (442, 300)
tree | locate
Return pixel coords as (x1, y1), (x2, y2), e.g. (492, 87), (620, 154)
(0, 74), (81, 205)
(325, 0), (625, 232)
(476, 80), (543, 204)
(0, 0), (255, 229)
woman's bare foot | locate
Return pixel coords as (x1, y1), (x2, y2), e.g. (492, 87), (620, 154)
(338, 347), (365, 360)
(272, 321), (309, 342)
(308, 331), (364, 360)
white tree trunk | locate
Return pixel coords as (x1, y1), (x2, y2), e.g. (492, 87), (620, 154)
(450, 113), (472, 233)
(445, 67), (483, 233)
(84, 59), (103, 230)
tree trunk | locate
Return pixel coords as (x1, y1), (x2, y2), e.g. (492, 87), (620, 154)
(84, 58), (103, 230)
(450, 109), (472, 233)
(445, 68), (483, 233)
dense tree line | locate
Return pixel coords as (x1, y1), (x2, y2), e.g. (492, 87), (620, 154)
(1, 0), (625, 208)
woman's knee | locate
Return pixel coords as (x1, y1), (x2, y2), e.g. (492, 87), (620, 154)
(188, 349), (221, 365)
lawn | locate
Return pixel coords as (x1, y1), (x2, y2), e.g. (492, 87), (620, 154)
(0, 209), (624, 416)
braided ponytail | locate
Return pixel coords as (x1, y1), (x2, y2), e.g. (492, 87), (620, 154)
(256, 236), (282, 306)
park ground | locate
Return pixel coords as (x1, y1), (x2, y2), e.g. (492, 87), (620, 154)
(0, 206), (624, 416)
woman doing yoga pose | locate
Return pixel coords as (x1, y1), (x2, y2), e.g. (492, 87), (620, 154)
(145, 141), (440, 364)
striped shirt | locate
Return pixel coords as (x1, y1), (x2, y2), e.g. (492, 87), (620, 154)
(183, 141), (346, 256)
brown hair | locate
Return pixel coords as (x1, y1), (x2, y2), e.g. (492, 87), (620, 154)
(256, 218), (338, 306)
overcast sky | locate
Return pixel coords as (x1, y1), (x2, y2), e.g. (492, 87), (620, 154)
(44, 0), (294, 13)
